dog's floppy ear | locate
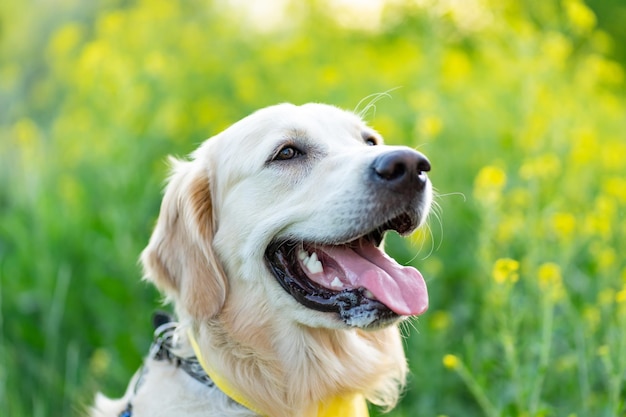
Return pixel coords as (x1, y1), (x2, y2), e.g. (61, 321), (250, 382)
(141, 156), (227, 320)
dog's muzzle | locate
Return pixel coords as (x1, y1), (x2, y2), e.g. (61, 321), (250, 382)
(265, 148), (431, 329)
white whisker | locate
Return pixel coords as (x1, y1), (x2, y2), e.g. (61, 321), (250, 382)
(437, 191), (467, 202)
(354, 88), (402, 120)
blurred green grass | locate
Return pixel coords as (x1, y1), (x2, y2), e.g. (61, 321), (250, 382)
(1, 0), (625, 416)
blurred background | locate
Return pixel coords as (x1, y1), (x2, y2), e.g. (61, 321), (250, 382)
(1, 0), (625, 416)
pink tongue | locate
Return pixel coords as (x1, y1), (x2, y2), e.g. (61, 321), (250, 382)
(311, 244), (428, 316)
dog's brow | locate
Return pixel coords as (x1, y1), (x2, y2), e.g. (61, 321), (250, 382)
(288, 128), (310, 140)
(361, 130), (381, 143)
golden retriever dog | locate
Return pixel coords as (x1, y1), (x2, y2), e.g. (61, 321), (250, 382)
(91, 103), (432, 417)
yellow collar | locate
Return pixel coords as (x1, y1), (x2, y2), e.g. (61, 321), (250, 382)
(188, 331), (369, 417)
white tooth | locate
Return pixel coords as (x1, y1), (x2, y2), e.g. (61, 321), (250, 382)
(306, 262), (322, 274)
(306, 252), (323, 274)
(307, 260), (323, 274)
(330, 277), (344, 288)
(297, 249), (309, 261)
(364, 290), (376, 299)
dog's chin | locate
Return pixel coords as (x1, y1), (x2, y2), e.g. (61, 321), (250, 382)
(263, 213), (429, 330)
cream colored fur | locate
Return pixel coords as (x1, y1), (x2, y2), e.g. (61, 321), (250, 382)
(92, 103), (431, 417)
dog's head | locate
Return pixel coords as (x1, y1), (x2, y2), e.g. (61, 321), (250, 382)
(141, 103), (432, 330)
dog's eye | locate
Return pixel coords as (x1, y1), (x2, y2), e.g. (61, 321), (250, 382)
(274, 145), (302, 161)
(365, 137), (378, 146)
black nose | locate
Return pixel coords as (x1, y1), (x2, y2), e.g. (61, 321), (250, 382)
(371, 149), (431, 192)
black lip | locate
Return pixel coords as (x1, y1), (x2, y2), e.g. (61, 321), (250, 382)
(327, 211), (418, 248)
(264, 240), (399, 328)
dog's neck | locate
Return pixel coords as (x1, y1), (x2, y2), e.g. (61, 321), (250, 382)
(185, 305), (407, 417)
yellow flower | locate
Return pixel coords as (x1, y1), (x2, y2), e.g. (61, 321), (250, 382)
(595, 196), (617, 219)
(96, 10), (125, 37)
(145, 52), (168, 77)
(235, 73), (261, 105)
(538, 262), (565, 302)
(59, 175), (84, 211)
(321, 66), (340, 87)
(615, 288), (626, 304)
(409, 226), (430, 247)
(541, 32), (572, 66)
(417, 115), (443, 139)
(583, 215), (610, 240)
(13, 118), (40, 149)
(430, 311), (452, 331)
(519, 153), (561, 181)
(409, 90), (437, 112)
(538, 262), (562, 290)
(555, 354), (578, 373)
(598, 288), (615, 307)
(442, 49), (471, 84)
(492, 258), (520, 285)
(563, 0), (596, 33)
(495, 215), (524, 244)
(474, 165), (507, 204)
(508, 188), (531, 209)
(476, 166), (506, 189)
(603, 177), (626, 204)
(597, 247), (616, 271)
(582, 306), (600, 332)
(48, 23), (84, 58)
(601, 139), (626, 172)
(551, 212), (576, 240)
(442, 354), (460, 370)
(569, 127), (598, 166)
(89, 348), (111, 376)
(596, 345), (610, 357)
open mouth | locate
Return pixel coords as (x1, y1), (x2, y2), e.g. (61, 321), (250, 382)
(264, 213), (429, 328)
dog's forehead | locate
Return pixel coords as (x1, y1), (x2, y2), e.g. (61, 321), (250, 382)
(224, 103), (371, 147)
(263, 102), (365, 126)
(204, 103), (378, 164)
(269, 104), (366, 140)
